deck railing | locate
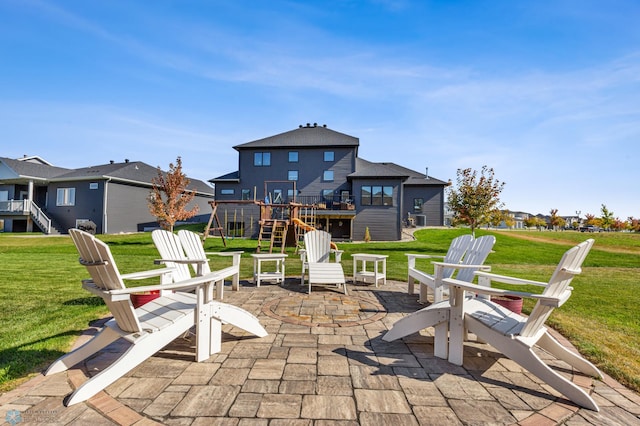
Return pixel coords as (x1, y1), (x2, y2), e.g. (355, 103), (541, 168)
(294, 195), (355, 211)
(0, 200), (28, 213)
(29, 201), (51, 234)
(0, 200), (52, 233)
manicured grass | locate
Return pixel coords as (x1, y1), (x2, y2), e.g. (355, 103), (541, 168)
(0, 228), (638, 395)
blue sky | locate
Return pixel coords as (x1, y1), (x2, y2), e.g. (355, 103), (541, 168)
(1, 0), (639, 219)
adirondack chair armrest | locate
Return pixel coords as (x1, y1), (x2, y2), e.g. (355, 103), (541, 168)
(561, 267), (582, 275)
(85, 270), (229, 300)
(443, 278), (570, 308)
(473, 271), (548, 287)
(154, 258), (208, 266)
(120, 267), (178, 281)
(406, 253), (445, 269)
(301, 249), (342, 263)
(432, 261), (491, 271)
(204, 251), (243, 266)
(406, 254), (445, 259)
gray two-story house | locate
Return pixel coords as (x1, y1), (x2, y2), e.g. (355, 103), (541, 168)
(0, 156), (214, 234)
(211, 124), (449, 241)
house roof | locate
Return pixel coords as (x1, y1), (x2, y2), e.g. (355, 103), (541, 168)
(0, 156), (70, 181)
(233, 124), (359, 150)
(348, 158), (448, 186)
(210, 171), (240, 183)
(348, 158), (410, 179)
(377, 162), (450, 186)
(53, 161), (214, 195)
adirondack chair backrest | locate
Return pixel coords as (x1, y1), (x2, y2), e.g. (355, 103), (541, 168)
(177, 230), (211, 275)
(454, 235), (496, 282)
(69, 229), (142, 333)
(304, 230), (333, 263)
(519, 239), (594, 338)
(151, 229), (192, 281)
(440, 234), (474, 279)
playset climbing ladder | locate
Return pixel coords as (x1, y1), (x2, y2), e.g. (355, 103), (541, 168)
(257, 219), (288, 253)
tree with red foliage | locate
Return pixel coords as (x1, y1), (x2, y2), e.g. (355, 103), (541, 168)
(148, 157), (199, 231)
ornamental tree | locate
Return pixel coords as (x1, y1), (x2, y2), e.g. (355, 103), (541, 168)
(549, 209), (566, 230)
(148, 156), (199, 231)
(600, 204), (615, 231)
(447, 166), (505, 236)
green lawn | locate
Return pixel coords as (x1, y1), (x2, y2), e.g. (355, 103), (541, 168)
(0, 228), (638, 395)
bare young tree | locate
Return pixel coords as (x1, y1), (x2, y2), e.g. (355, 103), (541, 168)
(447, 166), (505, 236)
(148, 156), (199, 232)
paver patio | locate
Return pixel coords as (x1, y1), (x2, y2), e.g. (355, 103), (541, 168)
(1, 278), (639, 425)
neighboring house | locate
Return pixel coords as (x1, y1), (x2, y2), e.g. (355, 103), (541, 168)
(0, 156), (214, 234)
(211, 124), (449, 241)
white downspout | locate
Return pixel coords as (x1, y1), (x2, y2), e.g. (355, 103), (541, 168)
(26, 180), (34, 232)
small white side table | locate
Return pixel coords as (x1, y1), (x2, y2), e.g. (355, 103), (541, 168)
(352, 253), (388, 287)
(251, 253), (288, 287)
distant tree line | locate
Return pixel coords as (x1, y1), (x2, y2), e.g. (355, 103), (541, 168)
(447, 166), (639, 232)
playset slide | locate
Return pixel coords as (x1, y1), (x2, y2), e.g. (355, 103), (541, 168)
(292, 218), (338, 250)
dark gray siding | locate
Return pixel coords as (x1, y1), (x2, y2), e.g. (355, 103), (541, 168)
(47, 180), (105, 233)
(105, 182), (150, 233)
(217, 147), (356, 203)
(351, 178), (402, 241)
(402, 186), (445, 226)
(107, 182), (213, 233)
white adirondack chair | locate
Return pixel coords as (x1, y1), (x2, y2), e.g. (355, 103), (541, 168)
(445, 238), (600, 410)
(299, 232), (343, 285)
(45, 229), (267, 406)
(302, 230), (347, 294)
(387, 239), (601, 411)
(385, 235), (496, 357)
(405, 234), (474, 300)
(150, 228), (193, 282)
(152, 229), (231, 300)
(178, 229), (243, 297)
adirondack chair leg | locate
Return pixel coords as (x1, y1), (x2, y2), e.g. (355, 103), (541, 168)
(64, 314), (195, 406)
(196, 314), (221, 362)
(215, 279), (224, 300)
(447, 288), (465, 365)
(231, 272), (240, 292)
(195, 298), (270, 362)
(537, 332), (602, 379)
(210, 301), (268, 338)
(418, 281), (429, 304)
(44, 326), (121, 375)
(407, 275), (415, 295)
(433, 322), (449, 359)
(467, 318), (600, 411)
(382, 303), (450, 342)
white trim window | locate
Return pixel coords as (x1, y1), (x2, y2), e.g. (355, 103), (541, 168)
(56, 187), (76, 206)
